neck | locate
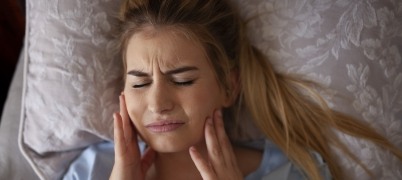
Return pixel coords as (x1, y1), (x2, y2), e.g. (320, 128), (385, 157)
(146, 142), (263, 180)
(147, 143), (208, 180)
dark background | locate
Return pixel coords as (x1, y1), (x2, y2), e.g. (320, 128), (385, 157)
(0, 0), (25, 120)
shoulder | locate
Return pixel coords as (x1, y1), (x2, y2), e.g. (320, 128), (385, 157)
(233, 145), (263, 177)
(239, 139), (332, 180)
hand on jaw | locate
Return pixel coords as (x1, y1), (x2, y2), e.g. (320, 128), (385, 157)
(110, 94), (242, 180)
(110, 94), (155, 180)
(189, 109), (243, 180)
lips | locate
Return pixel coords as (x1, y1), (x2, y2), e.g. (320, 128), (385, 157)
(145, 120), (185, 133)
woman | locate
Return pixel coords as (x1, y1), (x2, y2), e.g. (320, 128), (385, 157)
(109, 0), (402, 179)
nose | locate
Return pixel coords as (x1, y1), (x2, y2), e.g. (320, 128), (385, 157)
(147, 80), (174, 114)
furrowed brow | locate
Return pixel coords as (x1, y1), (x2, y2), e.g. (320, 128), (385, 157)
(127, 70), (149, 77)
(165, 66), (199, 75)
(127, 66), (198, 77)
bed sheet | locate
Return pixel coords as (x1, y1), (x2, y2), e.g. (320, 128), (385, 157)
(0, 49), (38, 179)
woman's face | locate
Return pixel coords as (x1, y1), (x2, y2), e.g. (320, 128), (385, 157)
(124, 27), (228, 153)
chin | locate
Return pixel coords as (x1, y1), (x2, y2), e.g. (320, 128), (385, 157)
(146, 135), (203, 153)
(151, 141), (190, 153)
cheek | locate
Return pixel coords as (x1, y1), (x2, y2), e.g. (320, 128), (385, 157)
(124, 93), (145, 126)
(183, 83), (224, 121)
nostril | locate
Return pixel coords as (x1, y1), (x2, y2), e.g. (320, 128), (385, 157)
(149, 103), (174, 114)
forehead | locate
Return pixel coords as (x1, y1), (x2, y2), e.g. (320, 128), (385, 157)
(125, 27), (209, 71)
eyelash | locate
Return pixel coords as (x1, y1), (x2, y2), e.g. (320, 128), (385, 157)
(174, 80), (194, 86)
(132, 80), (195, 88)
(132, 82), (151, 88)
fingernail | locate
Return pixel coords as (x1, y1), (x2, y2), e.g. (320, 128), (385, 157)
(217, 110), (222, 118)
(113, 113), (118, 124)
(189, 146), (196, 152)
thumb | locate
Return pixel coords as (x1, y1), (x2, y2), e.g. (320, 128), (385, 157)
(141, 147), (156, 174)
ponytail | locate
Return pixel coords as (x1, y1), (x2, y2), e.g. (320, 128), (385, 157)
(238, 36), (402, 179)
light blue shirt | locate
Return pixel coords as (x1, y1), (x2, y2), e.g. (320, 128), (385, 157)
(63, 140), (331, 180)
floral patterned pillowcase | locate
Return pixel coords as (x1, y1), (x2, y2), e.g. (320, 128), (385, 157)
(20, 0), (122, 179)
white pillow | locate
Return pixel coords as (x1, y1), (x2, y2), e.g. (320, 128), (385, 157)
(20, 0), (402, 179)
(20, 0), (121, 179)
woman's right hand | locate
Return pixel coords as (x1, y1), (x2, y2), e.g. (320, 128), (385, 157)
(110, 94), (155, 180)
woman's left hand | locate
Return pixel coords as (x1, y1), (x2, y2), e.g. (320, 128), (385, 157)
(189, 110), (243, 180)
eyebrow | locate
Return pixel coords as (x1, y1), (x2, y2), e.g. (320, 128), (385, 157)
(165, 66), (199, 75)
(127, 70), (148, 77)
(127, 66), (199, 77)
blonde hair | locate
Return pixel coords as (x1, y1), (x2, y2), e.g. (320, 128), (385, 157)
(117, 0), (402, 179)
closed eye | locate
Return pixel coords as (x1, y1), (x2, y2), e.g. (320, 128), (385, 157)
(173, 80), (194, 86)
(132, 82), (151, 88)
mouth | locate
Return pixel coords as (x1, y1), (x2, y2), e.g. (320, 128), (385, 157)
(145, 120), (185, 133)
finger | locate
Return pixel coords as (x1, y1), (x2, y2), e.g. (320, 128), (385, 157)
(119, 94), (130, 121)
(113, 112), (126, 159)
(120, 95), (133, 143)
(213, 110), (237, 167)
(119, 95), (142, 161)
(205, 116), (226, 168)
(189, 146), (216, 180)
(141, 148), (156, 174)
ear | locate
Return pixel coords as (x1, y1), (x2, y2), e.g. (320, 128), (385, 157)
(223, 69), (240, 107)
